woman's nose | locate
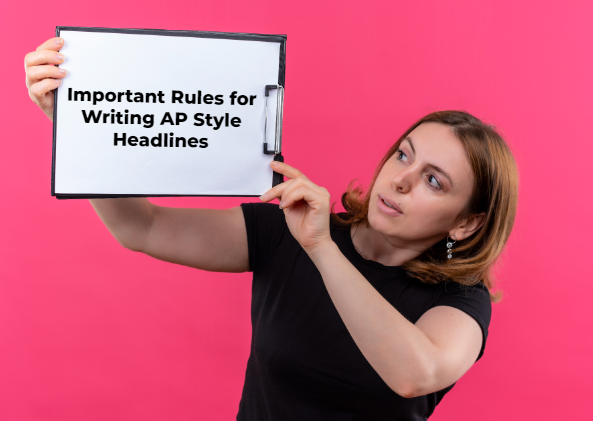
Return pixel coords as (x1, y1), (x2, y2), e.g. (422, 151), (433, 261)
(392, 169), (412, 193)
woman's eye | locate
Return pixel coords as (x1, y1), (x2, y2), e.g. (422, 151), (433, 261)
(428, 175), (442, 189)
(396, 149), (408, 161)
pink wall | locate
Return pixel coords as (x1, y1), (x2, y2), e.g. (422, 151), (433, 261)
(2, 0), (591, 419)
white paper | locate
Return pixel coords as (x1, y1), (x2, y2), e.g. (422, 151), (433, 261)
(54, 30), (282, 196)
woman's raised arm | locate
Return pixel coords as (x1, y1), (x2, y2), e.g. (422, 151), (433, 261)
(26, 37), (250, 273)
(90, 199), (249, 272)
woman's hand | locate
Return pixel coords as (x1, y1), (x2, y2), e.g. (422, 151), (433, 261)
(25, 37), (67, 121)
(259, 161), (333, 253)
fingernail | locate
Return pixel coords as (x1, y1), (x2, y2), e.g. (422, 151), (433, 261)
(58, 68), (67, 75)
(56, 53), (64, 61)
(55, 79), (62, 85)
(271, 161), (278, 166)
(279, 200), (283, 207)
(55, 38), (63, 45)
(259, 193), (266, 201)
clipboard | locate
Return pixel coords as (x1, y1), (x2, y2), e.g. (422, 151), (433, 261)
(52, 26), (286, 199)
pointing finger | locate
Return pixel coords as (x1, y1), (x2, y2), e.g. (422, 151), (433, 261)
(270, 161), (306, 180)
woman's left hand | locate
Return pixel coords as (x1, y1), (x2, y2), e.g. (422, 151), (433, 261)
(259, 161), (333, 253)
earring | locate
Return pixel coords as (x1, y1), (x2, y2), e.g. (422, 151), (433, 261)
(446, 235), (457, 260)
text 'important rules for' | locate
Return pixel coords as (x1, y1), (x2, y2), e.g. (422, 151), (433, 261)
(66, 88), (260, 148)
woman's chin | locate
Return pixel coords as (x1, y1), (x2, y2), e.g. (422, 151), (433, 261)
(368, 209), (400, 235)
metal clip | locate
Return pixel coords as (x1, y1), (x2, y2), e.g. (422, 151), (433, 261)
(263, 84), (284, 155)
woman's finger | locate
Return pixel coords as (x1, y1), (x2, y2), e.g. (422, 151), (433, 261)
(24, 49), (65, 70)
(277, 179), (304, 208)
(29, 78), (62, 100)
(280, 183), (327, 211)
(36, 37), (64, 52)
(26, 65), (67, 86)
(259, 178), (294, 202)
(270, 161), (306, 180)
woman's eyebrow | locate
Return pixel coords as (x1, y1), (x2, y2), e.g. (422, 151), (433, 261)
(403, 136), (454, 188)
(403, 137), (415, 154)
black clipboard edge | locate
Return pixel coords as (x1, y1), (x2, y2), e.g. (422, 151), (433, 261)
(55, 26), (286, 86)
(51, 26), (287, 198)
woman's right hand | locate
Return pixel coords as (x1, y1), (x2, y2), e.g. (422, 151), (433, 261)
(25, 37), (67, 121)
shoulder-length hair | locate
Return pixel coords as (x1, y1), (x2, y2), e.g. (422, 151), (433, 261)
(331, 110), (519, 303)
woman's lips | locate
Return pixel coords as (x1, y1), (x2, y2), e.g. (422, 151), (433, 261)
(377, 195), (403, 216)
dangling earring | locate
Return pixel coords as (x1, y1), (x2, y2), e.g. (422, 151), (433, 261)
(446, 235), (457, 260)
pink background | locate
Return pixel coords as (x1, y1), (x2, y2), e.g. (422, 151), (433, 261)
(2, 0), (591, 419)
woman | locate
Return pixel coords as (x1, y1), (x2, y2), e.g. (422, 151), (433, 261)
(25, 37), (518, 420)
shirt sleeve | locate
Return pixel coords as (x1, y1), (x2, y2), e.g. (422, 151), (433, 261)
(240, 202), (288, 273)
(432, 281), (493, 362)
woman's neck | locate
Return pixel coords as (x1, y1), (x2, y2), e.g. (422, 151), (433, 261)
(351, 223), (426, 267)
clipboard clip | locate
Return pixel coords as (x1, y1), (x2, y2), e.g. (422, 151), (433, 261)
(263, 84), (284, 156)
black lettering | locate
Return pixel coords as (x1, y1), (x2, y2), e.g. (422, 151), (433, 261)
(249, 95), (257, 105)
(203, 94), (213, 104)
(74, 90), (91, 102)
(139, 136), (149, 146)
(175, 113), (187, 125)
(237, 95), (248, 105)
(117, 92), (125, 102)
(188, 137), (198, 148)
(143, 114), (154, 128)
(130, 114), (141, 125)
(215, 94), (224, 105)
(146, 92), (157, 103)
(151, 133), (162, 147)
(125, 90), (133, 102)
(114, 133), (126, 146)
(231, 117), (241, 127)
(160, 112), (175, 125)
(175, 137), (187, 147)
(92, 91), (104, 105)
(68, 87), (72, 101)
(193, 113), (204, 126)
(81, 110), (102, 123)
(105, 92), (116, 102)
(199, 138), (208, 148)
(134, 93), (144, 103)
(116, 111), (124, 124)
(128, 136), (138, 146)
(158, 91), (165, 103)
(230, 91), (237, 105)
(172, 90), (183, 103)
(212, 115), (224, 130)
(103, 113), (110, 123)
(185, 93), (196, 104)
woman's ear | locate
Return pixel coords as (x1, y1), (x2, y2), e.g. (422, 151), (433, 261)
(451, 212), (486, 241)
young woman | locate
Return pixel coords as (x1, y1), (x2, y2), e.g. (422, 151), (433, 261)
(25, 37), (518, 420)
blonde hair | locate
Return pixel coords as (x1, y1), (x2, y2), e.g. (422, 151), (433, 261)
(331, 110), (519, 303)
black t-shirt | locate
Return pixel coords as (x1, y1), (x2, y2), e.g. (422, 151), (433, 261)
(237, 202), (492, 421)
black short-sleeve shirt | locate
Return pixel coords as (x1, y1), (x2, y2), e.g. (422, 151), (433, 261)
(237, 202), (492, 421)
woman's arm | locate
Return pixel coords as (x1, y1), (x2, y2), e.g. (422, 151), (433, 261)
(90, 199), (249, 273)
(25, 37), (250, 273)
(306, 241), (483, 398)
(261, 161), (483, 398)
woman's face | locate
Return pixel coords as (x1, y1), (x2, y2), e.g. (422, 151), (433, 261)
(368, 122), (476, 249)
